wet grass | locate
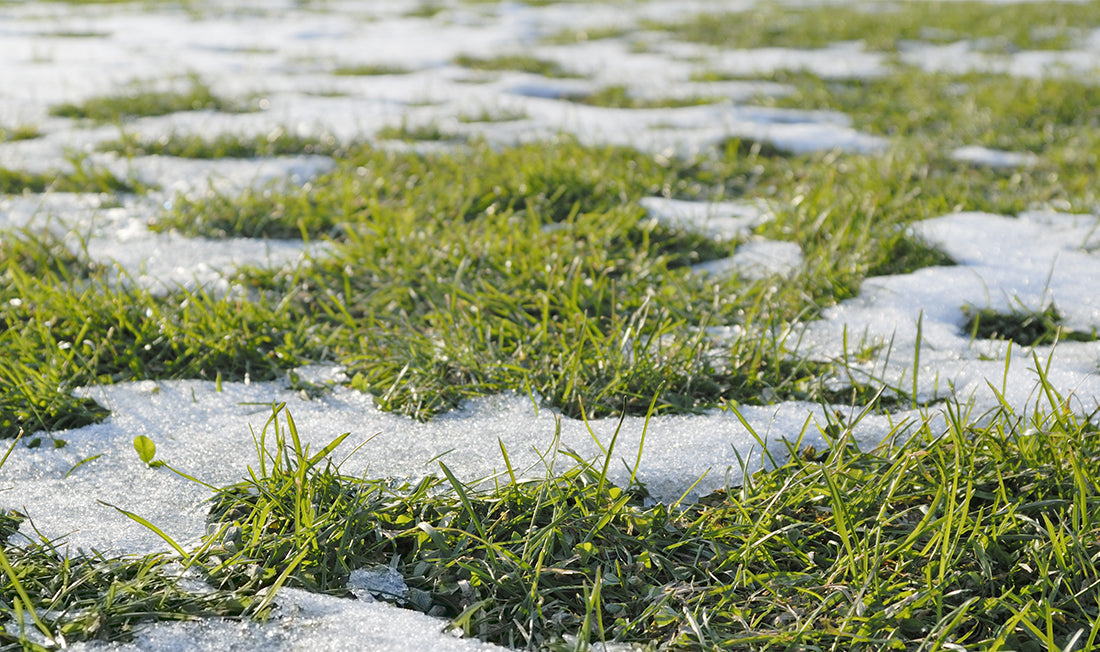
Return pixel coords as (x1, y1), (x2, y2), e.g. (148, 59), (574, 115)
(3, 2), (1100, 649)
(453, 53), (583, 79)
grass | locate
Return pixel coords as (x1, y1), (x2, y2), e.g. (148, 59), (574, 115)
(0, 230), (318, 439)
(114, 106), (1095, 425)
(375, 121), (464, 143)
(0, 155), (136, 195)
(965, 304), (1099, 346)
(97, 129), (351, 159)
(541, 25), (629, 45)
(566, 85), (719, 109)
(0, 125), (42, 143)
(457, 107), (528, 123)
(50, 77), (254, 124)
(453, 53), (583, 79)
(7, 387), (1098, 649)
(4, 1), (1100, 648)
(331, 63), (412, 76)
(652, 0), (1100, 52)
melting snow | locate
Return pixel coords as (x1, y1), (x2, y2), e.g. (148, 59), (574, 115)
(1, 0), (1099, 649)
(950, 145), (1038, 168)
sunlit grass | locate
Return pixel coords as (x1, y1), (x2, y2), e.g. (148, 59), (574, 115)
(98, 129), (351, 159)
(3, 1), (1100, 648)
(453, 53), (583, 79)
(50, 77), (254, 124)
(10, 391), (1096, 649)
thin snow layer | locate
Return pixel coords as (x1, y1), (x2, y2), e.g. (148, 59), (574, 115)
(950, 145), (1038, 169)
(640, 196), (774, 241)
(695, 240), (805, 280)
(0, 0), (889, 178)
(68, 587), (508, 652)
(0, 193), (322, 294)
(799, 211), (1100, 411)
(900, 38), (1100, 78)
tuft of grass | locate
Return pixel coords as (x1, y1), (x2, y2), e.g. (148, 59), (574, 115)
(375, 122), (464, 143)
(193, 397), (1100, 650)
(566, 84), (719, 109)
(0, 125), (42, 142)
(404, 4), (443, 18)
(964, 304), (1098, 346)
(457, 107), (528, 123)
(453, 53), (582, 79)
(98, 129), (351, 159)
(0, 155), (136, 195)
(49, 77), (254, 124)
(331, 63), (412, 76)
(541, 24), (629, 45)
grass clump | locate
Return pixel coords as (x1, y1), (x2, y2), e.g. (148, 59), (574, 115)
(454, 53), (581, 78)
(332, 63), (412, 76)
(0, 231), (319, 437)
(964, 304), (1098, 346)
(541, 25), (629, 45)
(50, 77), (253, 124)
(0, 156), (135, 195)
(375, 122), (464, 143)
(98, 129), (350, 159)
(457, 107), (528, 123)
(150, 131), (1079, 421)
(6, 394), (1096, 649)
(0, 125), (41, 142)
(567, 84), (719, 109)
(752, 68), (1100, 157)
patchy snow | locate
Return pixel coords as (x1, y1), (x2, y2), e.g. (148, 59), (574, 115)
(797, 211), (1100, 411)
(1, 0), (1100, 649)
(640, 196), (774, 240)
(694, 239), (805, 279)
(950, 145), (1038, 168)
(68, 587), (509, 652)
(0, 193), (323, 294)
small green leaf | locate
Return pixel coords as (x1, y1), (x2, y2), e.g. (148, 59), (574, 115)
(134, 435), (156, 465)
(574, 541), (598, 560)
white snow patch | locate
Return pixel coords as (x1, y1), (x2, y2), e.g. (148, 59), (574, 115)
(797, 211), (1100, 410)
(951, 145), (1038, 168)
(640, 196), (774, 240)
(695, 240), (805, 279)
(68, 588), (508, 652)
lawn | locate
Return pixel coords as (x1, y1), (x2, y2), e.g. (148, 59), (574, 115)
(0, 0), (1098, 650)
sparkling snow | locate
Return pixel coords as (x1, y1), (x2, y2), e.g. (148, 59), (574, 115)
(2, 0), (1099, 649)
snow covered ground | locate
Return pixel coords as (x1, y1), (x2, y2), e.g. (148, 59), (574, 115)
(2, 0), (1099, 649)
